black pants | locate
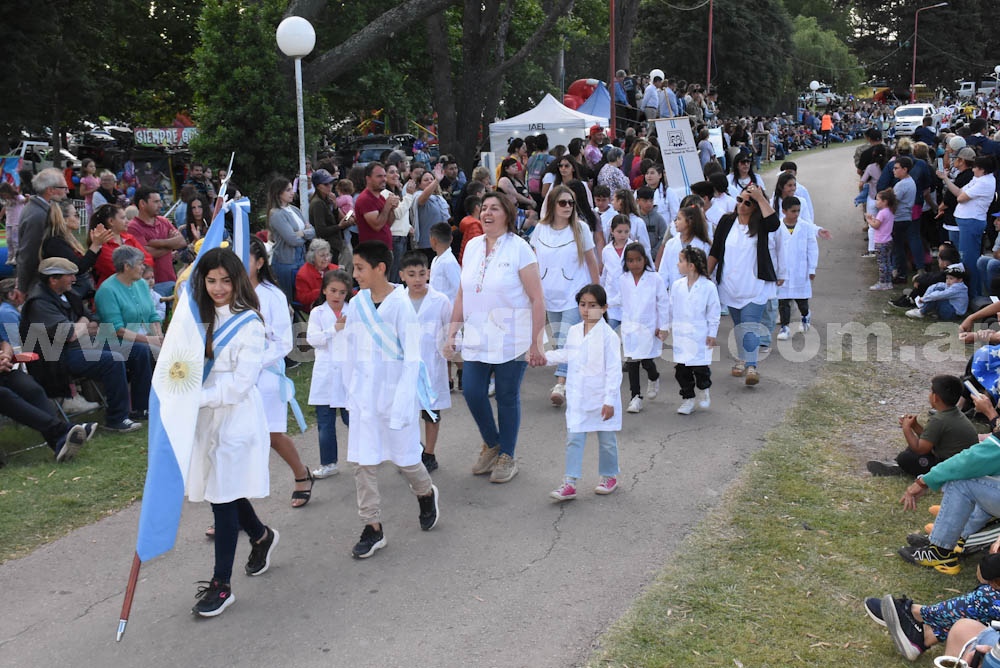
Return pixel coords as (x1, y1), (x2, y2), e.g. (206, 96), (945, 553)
(627, 359), (659, 398)
(211, 498), (266, 583)
(675, 364), (711, 399)
(895, 448), (941, 477)
(778, 298), (810, 327)
(0, 370), (67, 452)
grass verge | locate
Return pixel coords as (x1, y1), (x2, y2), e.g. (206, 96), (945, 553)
(0, 362), (315, 564)
(590, 301), (983, 666)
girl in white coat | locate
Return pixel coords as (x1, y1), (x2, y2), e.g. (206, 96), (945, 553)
(306, 269), (351, 479)
(668, 246), (720, 415)
(615, 243), (669, 414)
(656, 205), (712, 284)
(545, 284), (623, 501)
(600, 215), (631, 329)
(189, 248), (278, 618)
(612, 189), (652, 258)
(775, 197), (818, 340)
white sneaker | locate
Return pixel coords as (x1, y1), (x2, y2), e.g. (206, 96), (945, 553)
(627, 396), (643, 413)
(488, 380), (496, 397)
(776, 326), (790, 340)
(905, 308), (924, 319)
(698, 388), (711, 409)
(312, 463), (339, 478)
(549, 383), (566, 406)
(677, 398), (695, 415)
(61, 395), (100, 414)
(646, 378), (660, 400)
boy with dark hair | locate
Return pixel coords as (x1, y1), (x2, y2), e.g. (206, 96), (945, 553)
(867, 374), (978, 477)
(341, 241), (440, 558)
(592, 184), (615, 241)
(635, 186), (668, 258)
(428, 222), (460, 303)
(399, 250), (452, 472)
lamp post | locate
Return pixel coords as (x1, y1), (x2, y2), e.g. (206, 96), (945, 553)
(910, 2), (948, 103)
(809, 80), (819, 113)
(276, 16), (316, 221)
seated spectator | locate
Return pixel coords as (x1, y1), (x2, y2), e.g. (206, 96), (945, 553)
(142, 266), (167, 322)
(865, 552), (1000, 661)
(91, 204), (152, 288)
(889, 243), (961, 309)
(90, 171), (125, 210)
(867, 375), (979, 477)
(20, 258), (143, 433)
(95, 245), (163, 353)
(977, 212), (1000, 297)
(41, 200), (113, 302)
(294, 238), (338, 311)
(0, 278), (21, 347)
(0, 334), (97, 463)
(905, 264), (968, 320)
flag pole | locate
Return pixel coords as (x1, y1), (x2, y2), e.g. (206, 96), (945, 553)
(116, 552), (142, 641)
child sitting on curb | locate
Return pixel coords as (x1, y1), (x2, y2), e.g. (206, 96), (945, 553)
(906, 264), (968, 320)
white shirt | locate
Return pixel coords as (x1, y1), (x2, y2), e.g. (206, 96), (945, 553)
(955, 173), (997, 221)
(543, 320), (622, 432)
(430, 247), (461, 302)
(459, 233), (538, 363)
(669, 275), (721, 366)
(305, 301), (349, 407)
(410, 286), (452, 411)
(658, 236), (711, 288)
(717, 223), (774, 308)
(600, 242), (627, 321)
(531, 220), (595, 312)
(615, 270), (670, 360)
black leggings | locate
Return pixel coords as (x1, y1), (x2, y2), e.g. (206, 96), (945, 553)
(778, 298), (809, 327)
(211, 498), (265, 583)
(627, 359), (659, 398)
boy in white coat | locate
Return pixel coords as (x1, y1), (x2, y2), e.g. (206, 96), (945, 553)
(544, 284), (623, 501)
(400, 250), (452, 472)
(428, 222), (460, 302)
(775, 197), (818, 340)
(342, 241), (440, 559)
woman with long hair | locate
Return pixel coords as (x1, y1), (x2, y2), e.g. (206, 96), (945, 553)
(182, 195), (210, 244)
(41, 200), (113, 299)
(540, 156), (593, 218)
(267, 177), (316, 304)
(566, 179), (605, 259)
(187, 247), (278, 617)
(726, 149), (766, 198)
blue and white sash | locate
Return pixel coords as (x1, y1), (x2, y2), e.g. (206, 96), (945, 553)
(202, 310), (259, 381)
(264, 359), (308, 433)
(355, 289), (439, 422)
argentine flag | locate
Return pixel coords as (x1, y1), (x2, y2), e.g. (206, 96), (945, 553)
(135, 190), (251, 562)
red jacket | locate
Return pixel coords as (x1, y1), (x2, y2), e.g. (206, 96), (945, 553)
(93, 233), (154, 287)
(295, 261), (339, 310)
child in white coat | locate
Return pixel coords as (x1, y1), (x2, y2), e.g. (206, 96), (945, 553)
(656, 205), (712, 286)
(613, 242), (669, 414)
(775, 196), (818, 340)
(306, 269), (351, 479)
(668, 246), (721, 415)
(600, 215), (631, 329)
(400, 250), (452, 472)
(545, 284), (623, 500)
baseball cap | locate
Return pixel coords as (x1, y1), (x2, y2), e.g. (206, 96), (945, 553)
(944, 263), (966, 278)
(979, 553), (1000, 581)
(38, 258), (78, 276)
(956, 147), (977, 162)
(311, 169), (335, 186)
(589, 124), (604, 138)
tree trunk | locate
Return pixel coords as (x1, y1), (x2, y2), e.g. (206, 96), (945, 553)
(615, 0), (642, 72)
(425, 12), (457, 152)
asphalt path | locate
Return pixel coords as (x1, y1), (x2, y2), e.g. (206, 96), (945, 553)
(0, 144), (868, 667)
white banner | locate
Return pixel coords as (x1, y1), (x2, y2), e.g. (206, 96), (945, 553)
(654, 118), (702, 195)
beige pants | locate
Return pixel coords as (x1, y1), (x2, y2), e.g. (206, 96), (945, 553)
(354, 463), (433, 525)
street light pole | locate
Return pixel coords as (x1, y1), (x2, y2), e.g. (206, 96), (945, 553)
(609, 0), (616, 140)
(276, 16), (316, 221)
(705, 0), (713, 93)
(910, 2), (948, 103)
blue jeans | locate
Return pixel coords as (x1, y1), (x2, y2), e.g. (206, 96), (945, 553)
(759, 298), (778, 346)
(892, 219), (923, 276)
(315, 405), (349, 465)
(565, 430), (619, 480)
(462, 359), (527, 457)
(272, 261), (300, 305)
(728, 301), (767, 367)
(956, 217), (987, 299)
(63, 347), (130, 423)
(390, 236), (409, 283)
(546, 306), (582, 378)
(921, 299), (959, 320)
(153, 281), (175, 298)
(977, 255), (1000, 296)
(106, 341), (153, 414)
(929, 477), (1000, 550)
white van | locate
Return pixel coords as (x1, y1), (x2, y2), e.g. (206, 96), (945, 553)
(978, 81), (999, 96)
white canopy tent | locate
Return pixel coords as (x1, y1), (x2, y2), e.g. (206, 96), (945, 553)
(488, 94), (608, 159)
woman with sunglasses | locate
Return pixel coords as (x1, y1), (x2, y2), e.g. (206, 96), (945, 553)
(532, 185), (600, 406)
(726, 149), (765, 199)
(707, 183), (780, 386)
(540, 157), (593, 219)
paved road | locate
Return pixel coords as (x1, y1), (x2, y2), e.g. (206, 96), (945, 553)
(0, 145), (867, 668)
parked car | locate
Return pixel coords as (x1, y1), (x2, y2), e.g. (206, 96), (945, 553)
(892, 103), (943, 136)
(14, 141), (81, 172)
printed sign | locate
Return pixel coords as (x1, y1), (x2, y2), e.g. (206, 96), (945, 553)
(654, 118), (701, 194)
(133, 127), (200, 148)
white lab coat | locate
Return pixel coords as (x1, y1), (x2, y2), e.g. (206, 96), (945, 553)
(794, 183), (815, 224)
(616, 270), (670, 360)
(410, 286), (452, 411)
(305, 301), (348, 408)
(628, 213), (652, 258)
(669, 276), (721, 366)
(600, 243), (626, 322)
(187, 307), (270, 504)
(430, 248), (461, 303)
(342, 286), (423, 466)
(657, 236), (711, 288)
(544, 319), (623, 432)
(775, 221), (819, 299)
(255, 281), (294, 432)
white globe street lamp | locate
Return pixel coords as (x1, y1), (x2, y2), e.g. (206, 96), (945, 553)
(276, 16), (316, 220)
(809, 80), (819, 111)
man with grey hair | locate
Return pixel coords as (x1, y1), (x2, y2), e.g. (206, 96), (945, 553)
(16, 168), (70, 293)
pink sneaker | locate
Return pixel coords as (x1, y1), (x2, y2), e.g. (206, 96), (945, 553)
(549, 482), (577, 501)
(595, 476), (618, 495)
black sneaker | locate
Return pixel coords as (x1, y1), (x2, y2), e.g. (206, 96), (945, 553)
(864, 597), (886, 626)
(418, 484), (439, 531)
(352, 524), (386, 558)
(192, 579), (235, 617)
(881, 595), (926, 661)
(82, 422), (99, 441)
(889, 295), (914, 309)
(866, 460), (904, 477)
(898, 543), (960, 574)
(104, 418), (143, 433)
(245, 526), (279, 576)
(422, 451), (438, 472)
(55, 424), (87, 463)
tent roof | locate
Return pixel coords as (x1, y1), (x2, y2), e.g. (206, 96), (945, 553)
(577, 82), (611, 119)
(489, 93), (607, 131)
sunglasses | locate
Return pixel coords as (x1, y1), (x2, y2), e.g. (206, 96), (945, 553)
(736, 197), (755, 205)
(738, 159), (751, 164)
(556, 199), (576, 207)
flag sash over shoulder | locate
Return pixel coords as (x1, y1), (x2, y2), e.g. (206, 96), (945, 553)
(354, 289), (439, 422)
(135, 191), (249, 563)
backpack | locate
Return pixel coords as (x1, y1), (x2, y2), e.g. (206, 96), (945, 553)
(526, 153), (552, 195)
